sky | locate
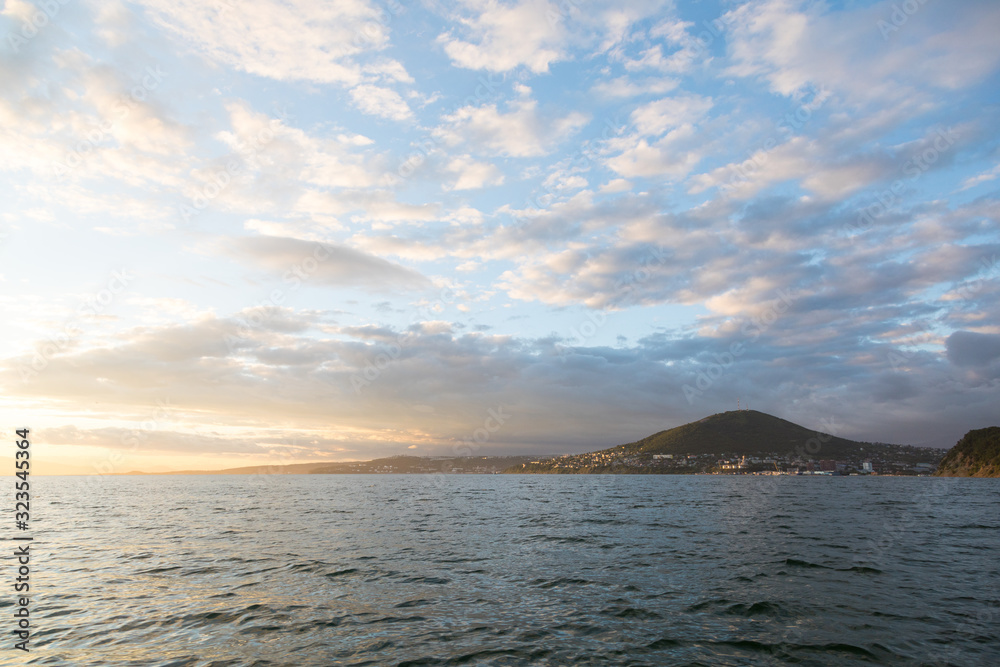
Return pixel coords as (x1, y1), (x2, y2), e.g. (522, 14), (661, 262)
(1, 0), (998, 473)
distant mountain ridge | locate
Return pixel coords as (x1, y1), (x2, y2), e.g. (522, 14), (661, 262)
(934, 427), (1000, 477)
(114, 455), (540, 476)
(61, 411), (951, 477)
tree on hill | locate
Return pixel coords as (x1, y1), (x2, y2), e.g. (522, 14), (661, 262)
(622, 410), (862, 459)
(934, 427), (1000, 477)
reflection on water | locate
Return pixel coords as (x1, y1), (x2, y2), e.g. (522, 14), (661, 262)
(17, 475), (1000, 666)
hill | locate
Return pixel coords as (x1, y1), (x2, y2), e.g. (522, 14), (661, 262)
(933, 427), (1000, 477)
(623, 410), (864, 458)
(510, 410), (942, 474)
(113, 455), (539, 476)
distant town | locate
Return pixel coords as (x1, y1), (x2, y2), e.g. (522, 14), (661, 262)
(123, 410), (956, 477)
(514, 443), (944, 476)
(512, 410), (948, 475)
(122, 449), (945, 477)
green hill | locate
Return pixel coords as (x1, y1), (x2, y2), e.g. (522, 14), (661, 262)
(510, 410), (942, 474)
(934, 427), (1000, 477)
(622, 409), (863, 458)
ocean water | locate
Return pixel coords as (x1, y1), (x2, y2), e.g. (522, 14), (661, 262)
(12, 474), (1000, 666)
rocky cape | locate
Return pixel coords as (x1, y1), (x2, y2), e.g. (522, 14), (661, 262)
(933, 427), (1000, 477)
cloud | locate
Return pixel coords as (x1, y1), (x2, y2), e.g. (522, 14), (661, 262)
(133, 0), (403, 85)
(216, 102), (383, 192)
(434, 98), (589, 157)
(5, 307), (998, 457)
(445, 155), (505, 190)
(621, 43), (698, 75)
(688, 136), (877, 201)
(184, 102), (391, 223)
(343, 193), (442, 227)
(437, 0), (567, 73)
(686, 121), (977, 202)
(225, 235), (432, 292)
(591, 76), (678, 99)
(629, 94), (713, 137)
(604, 126), (704, 179)
(599, 178), (632, 194)
(946, 331), (1000, 367)
(44, 425), (270, 454)
(601, 94), (713, 179)
(3, 0), (999, 470)
(349, 84), (414, 121)
(244, 218), (343, 241)
(959, 164), (1000, 192)
(0, 28), (192, 196)
(724, 0), (1000, 106)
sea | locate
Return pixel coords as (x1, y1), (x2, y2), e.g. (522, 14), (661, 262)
(11, 474), (1000, 666)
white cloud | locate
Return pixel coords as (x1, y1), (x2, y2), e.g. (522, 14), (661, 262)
(244, 218), (344, 241)
(959, 164), (1000, 192)
(598, 94), (713, 179)
(1, 0), (37, 23)
(434, 98), (589, 157)
(605, 126), (703, 179)
(600, 178), (632, 193)
(591, 76), (678, 99)
(437, 0), (566, 73)
(348, 196), (441, 226)
(134, 0), (401, 85)
(724, 0), (1000, 107)
(213, 102), (383, 198)
(349, 84), (414, 121)
(622, 44), (697, 74)
(629, 94), (713, 137)
(77, 66), (191, 156)
(445, 155), (505, 190)
(3, 0), (999, 470)
(0, 39), (192, 195)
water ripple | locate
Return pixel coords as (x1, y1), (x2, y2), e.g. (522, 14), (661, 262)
(16, 475), (1000, 666)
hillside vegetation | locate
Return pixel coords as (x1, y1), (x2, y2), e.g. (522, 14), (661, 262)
(511, 410), (942, 474)
(621, 410), (863, 458)
(934, 427), (1000, 477)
